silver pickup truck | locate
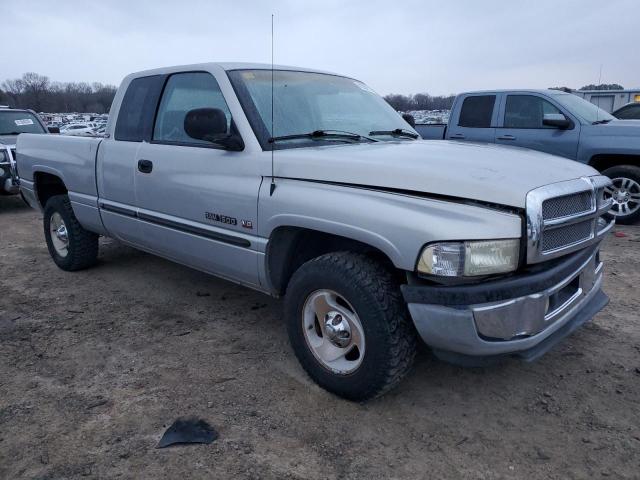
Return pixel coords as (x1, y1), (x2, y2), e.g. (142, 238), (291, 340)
(16, 63), (614, 400)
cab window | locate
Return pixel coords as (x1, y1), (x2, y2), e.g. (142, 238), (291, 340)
(458, 95), (495, 128)
(114, 75), (164, 142)
(615, 104), (640, 120)
(504, 95), (562, 128)
(153, 72), (232, 146)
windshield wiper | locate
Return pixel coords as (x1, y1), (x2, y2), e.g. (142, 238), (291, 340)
(592, 119), (612, 125)
(1, 131), (23, 135)
(368, 128), (419, 139)
(268, 130), (377, 144)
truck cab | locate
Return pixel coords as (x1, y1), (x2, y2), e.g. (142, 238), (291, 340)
(446, 90), (587, 159)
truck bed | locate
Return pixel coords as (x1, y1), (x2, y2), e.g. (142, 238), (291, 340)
(414, 123), (447, 140)
(17, 133), (102, 201)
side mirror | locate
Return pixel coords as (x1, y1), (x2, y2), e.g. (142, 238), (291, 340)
(402, 113), (416, 128)
(543, 113), (571, 129)
(185, 108), (227, 139)
(184, 108), (243, 151)
(48, 126), (60, 134)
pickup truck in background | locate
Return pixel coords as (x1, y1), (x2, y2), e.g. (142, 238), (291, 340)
(415, 90), (640, 224)
(16, 63), (613, 400)
(0, 107), (57, 195)
(612, 102), (640, 120)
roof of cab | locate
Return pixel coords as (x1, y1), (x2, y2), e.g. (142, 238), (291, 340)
(460, 89), (571, 96)
(125, 62), (343, 80)
(0, 107), (35, 113)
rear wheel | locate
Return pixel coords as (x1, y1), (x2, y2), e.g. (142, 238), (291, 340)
(285, 252), (417, 401)
(43, 195), (99, 271)
(602, 165), (640, 224)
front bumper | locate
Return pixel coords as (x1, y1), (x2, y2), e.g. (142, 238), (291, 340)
(402, 244), (608, 366)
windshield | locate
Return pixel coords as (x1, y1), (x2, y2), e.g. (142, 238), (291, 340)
(553, 94), (615, 124)
(228, 70), (416, 149)
(0, 111), (46, 135)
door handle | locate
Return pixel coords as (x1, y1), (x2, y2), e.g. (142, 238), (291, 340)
(451, 133), (466, 139)
(497, 135), (516, 141)
(138, 159), (153, 173)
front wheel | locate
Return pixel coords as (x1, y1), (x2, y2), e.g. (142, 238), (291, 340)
(602, 165), (640, 224)
(284, 252), (417, 401)
(43, 194), (99, 271)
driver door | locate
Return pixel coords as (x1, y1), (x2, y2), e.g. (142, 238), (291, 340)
(134, 71), (262, 287)
(495, 94), (580, 160)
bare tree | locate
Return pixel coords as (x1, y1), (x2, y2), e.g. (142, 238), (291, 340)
(20, 72), (50, 111)
(384, 92), (455, 112)
(0, 87), (9, 105)
(579, 83), (624, 91)
(0, 72), (117, 113)
(1, 78), (25, 107)
(2, 78), (24, 95)
(384, 94), (415, 111)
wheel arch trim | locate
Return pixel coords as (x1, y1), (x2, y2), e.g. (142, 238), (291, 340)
(264, 223), (402, 296)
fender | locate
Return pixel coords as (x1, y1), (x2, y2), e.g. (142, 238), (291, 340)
(259, 178), (522, 272)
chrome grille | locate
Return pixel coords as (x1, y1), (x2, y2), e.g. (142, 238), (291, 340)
(526, 176), (615, 263)
(6, 146), (18, 183)
(542, 191), (592, 220)
(541, 220), (592, 252)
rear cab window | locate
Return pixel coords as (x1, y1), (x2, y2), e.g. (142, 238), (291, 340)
(114, 75), (165, 142)
(458, 95), (496, 128)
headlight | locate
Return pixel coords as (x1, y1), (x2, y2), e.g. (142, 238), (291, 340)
(417, 239), (520, 277)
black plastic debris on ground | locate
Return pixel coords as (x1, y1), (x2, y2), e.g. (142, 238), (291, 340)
(156, 417), (218, 448)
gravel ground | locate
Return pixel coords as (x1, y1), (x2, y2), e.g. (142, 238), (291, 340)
(1, 195), (639, 479)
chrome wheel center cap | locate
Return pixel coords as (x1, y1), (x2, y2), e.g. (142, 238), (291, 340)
(615, 190), (629, 203)
(56, 225), (68, 243)
(324, 311), (351, 348)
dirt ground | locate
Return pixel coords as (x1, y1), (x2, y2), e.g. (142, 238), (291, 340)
(1, 195), (639, 480)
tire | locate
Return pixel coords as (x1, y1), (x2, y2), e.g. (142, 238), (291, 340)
(43, 194), (99, 271)
(285, 252), (417, 401)
(602, 165), (640, 225)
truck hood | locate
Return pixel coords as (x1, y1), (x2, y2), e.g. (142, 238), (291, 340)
(274, 140), (598, 209)
(582, 119), (640, 138)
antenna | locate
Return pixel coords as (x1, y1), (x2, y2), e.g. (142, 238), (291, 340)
(595, 63), (603, 123)
(597, 63), (603, 86)
(269, 14), (276, 196)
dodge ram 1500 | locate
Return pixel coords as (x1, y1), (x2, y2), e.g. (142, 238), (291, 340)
(16, 64), (614, 400)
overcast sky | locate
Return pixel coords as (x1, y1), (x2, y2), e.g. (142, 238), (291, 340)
(3, 0), (638, 95)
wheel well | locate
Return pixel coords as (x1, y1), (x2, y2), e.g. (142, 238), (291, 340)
(589, 154), (640, 172)
(34, 172), (67, 208)
(266, 227), (400, 296)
